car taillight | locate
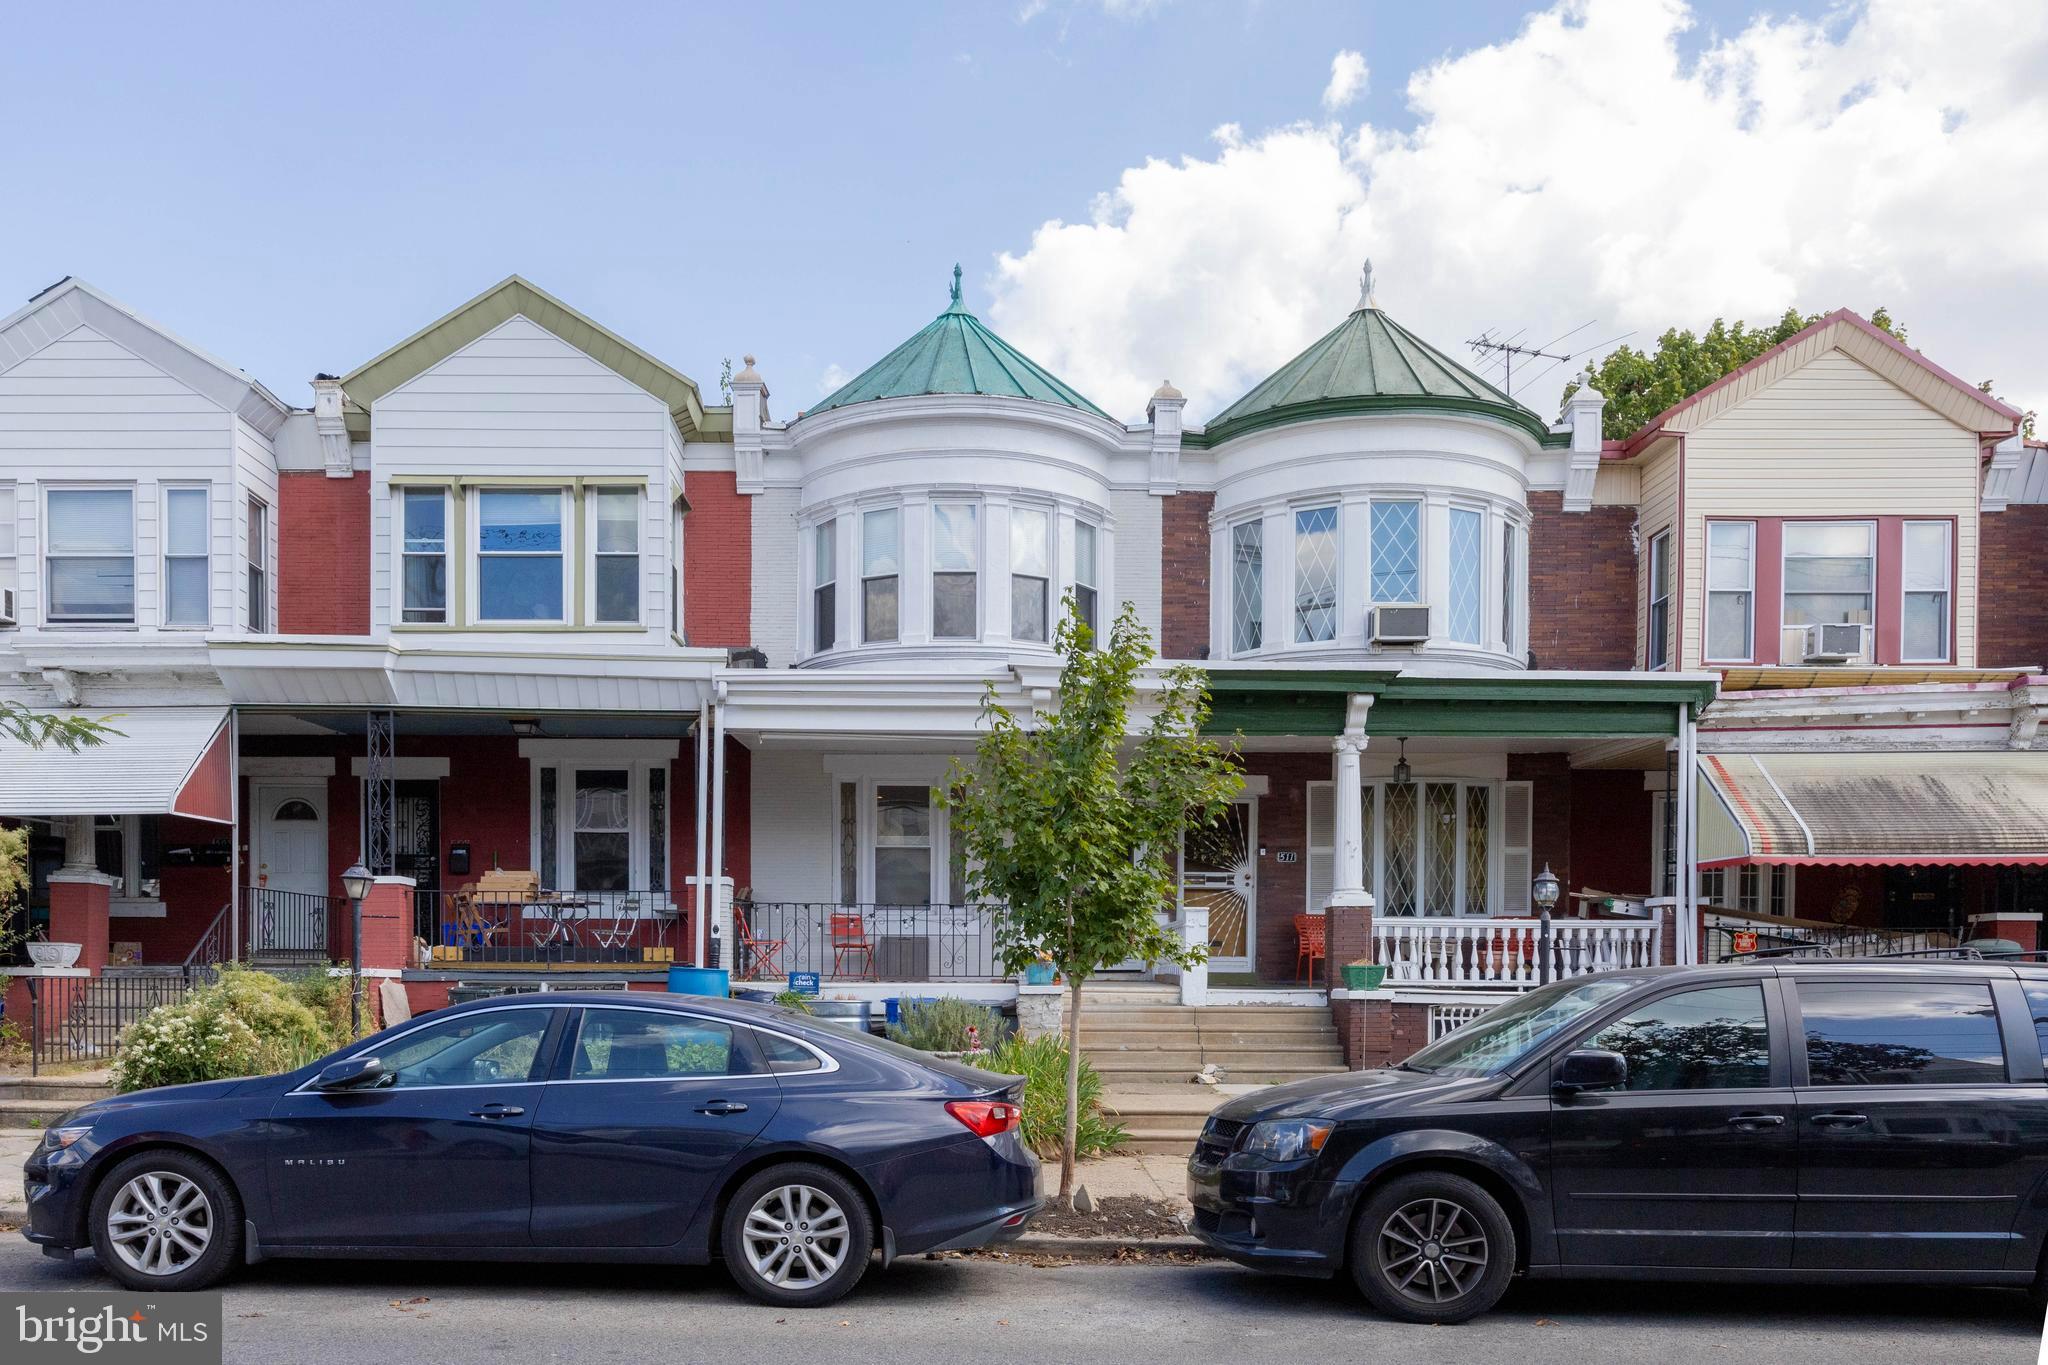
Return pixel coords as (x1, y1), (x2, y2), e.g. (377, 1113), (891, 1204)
(946, 1099), (1023, 1138)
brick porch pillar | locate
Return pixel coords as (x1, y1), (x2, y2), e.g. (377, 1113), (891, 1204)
(1324, 717), (1375, 1069)
(49, 817), (113, 975)
(356, 876), (416, 974)
(1967, 912), (2040, 955)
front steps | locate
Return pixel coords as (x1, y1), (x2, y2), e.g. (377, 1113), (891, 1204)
(0, 1075), (117, 1126)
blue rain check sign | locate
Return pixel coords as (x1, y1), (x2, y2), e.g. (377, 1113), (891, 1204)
(787, 972), (821, 996)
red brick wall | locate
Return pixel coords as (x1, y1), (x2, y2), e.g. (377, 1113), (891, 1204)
(1526, 489), (1636, 671)
(1569, 769), (1652, 897)
(278, 471), (370, 634)
(1336, 998), (1430, 1070)
(1237, 752), (1328, 981)
(1510, 753), (1574, 896)
(1161, 491), (1214, 660)
(683, 470), (751, 649)
(1979, 505), (2048, 669)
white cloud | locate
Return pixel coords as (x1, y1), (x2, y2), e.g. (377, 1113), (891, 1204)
(818, 362), (853, 396)
(989, 0), (2048, 426)
(1322, 49), (1369, 112)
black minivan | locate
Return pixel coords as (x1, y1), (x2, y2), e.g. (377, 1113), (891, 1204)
(1189, 959), (2048, 1323)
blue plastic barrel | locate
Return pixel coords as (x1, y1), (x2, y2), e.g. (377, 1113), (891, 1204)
(666, 966), (731, 997)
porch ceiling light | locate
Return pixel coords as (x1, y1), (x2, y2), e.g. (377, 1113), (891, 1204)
(1392, 738), (1412, 786)
(340, 863), (374, 903)
(510, 718), (544, 737)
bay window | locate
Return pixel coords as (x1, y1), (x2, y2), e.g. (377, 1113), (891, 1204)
(813, 518), (838, 652)
(1782, 521), (1873, 659)
(1073, 520), (1099, 637)
(931, 502), (978, 638)
(162, 487), (209, 627)
(1902, 520), (1952, 662)
(45, 488), (134, 623)
(400, 488), (448, 623)
(1293, 506), (1338, 643)
(1448, 506), (1483, 644)
(1501, 521), (1518, 654)
(477, 489), (565, 622)
(1230, 520), (1263, 654)
(1010, 504), (1051, 643)
(1369, 499), (1421, 604)
(1647, 529), (1671, 669)
(591, 488), (640, 624)
(1705, 520), (1754, 662)
(861, 507), (899, 643)
(246, 499), (268, 631)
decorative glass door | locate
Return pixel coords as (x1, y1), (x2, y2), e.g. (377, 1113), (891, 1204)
(1182, 801), (1256, 971)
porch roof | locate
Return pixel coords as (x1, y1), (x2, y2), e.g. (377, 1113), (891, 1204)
(1202, 668), (1719, 739)
(0, 705), (233, 823)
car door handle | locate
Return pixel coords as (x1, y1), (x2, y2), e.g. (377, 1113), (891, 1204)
(1728, 1112), (1786, 1130)
(696, 1101), (749, 1116)
(468, 1104), (525, 1119)
(1809, 1111), (1869, 1128)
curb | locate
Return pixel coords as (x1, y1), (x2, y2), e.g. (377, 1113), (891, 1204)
(0, 1204), (25, 1224)
(1003, 1233), (1213, 1259)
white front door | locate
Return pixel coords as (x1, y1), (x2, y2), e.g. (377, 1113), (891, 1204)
(254, 785), (328, 954)
(1182, 800), (1256, 973)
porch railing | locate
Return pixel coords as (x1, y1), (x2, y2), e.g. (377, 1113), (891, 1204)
(1371, 916), (1663, 989)
(27, 968), (213, 1076)
(420, 887), (686, 967)
(735, 902), (1001, 983)
(183, 903), (232, 969)
(1704, 913), (1958, 964)
(245, 887), (337, 961)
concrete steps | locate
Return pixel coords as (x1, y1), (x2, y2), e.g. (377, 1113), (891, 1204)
(0, 1076), (117, 1127)
(1077, 997), (1347, 1116)
(1102, 1089), (1243, 1156)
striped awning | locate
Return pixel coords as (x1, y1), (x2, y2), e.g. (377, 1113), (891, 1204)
(1698, 752), (2048, 867)
(0, 706), (232, 823)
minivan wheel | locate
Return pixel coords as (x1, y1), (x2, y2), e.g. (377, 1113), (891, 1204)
(88, 1150), (243, 1293)
(1349, 1172), (1515, 1324)
(721, 1162), (874, 1308)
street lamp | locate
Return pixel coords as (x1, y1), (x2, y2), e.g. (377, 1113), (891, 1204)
(1533, 863), (1561, 985)
(341, 863), (373, 1035)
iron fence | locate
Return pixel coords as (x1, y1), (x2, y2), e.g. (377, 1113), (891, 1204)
(735, 902), (1001, 982)
(1707, 919), (1959, 963)
(420, 887), (687, 966)
(27, 968), (212, 1075)
(245, 886), (337, 961)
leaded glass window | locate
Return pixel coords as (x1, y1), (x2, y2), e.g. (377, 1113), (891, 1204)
(1448, 507), (1483, 644)
(1293, 506), (1338, 643)
(1370, 500), (1421, 603)
(1230, 520), (1263, 654)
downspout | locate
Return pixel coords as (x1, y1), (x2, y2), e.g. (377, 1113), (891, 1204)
(694, 704), (710, 967)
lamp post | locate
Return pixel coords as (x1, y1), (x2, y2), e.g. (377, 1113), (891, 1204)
(1532, 863), (1561, 986)
(340, 863), (373, 1035)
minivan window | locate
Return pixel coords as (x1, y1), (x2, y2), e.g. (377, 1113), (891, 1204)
(1583, 984), (1770, 1091)
(2026, 983), (2048, 1080)
(1799, 981), (2006, 1087)
(1400, 976), (1642, 1078)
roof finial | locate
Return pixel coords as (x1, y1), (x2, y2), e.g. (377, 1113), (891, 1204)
(949, 263), (963, 309)
(1356, 258), (1377, 312)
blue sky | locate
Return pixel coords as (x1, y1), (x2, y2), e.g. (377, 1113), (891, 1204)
(6, 0), (2038, 428)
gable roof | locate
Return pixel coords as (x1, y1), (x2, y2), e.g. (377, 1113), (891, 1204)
(341, 276), (708, 438)
(1616, 308), (2022, 457)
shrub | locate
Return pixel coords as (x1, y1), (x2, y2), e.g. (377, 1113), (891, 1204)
(887, 997), (1006, 1053)
(771, 990), (814, 1014)
(112, 964), (349, 1093)
(969, 1035), (1125, 1160)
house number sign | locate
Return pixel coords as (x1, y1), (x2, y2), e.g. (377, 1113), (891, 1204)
(1274, 851), (1299, 864)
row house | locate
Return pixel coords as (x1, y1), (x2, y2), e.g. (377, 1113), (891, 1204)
(1, 269), (2042, 1070)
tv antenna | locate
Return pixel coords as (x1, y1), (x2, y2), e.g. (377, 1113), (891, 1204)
(1467, 329), (1573, 397)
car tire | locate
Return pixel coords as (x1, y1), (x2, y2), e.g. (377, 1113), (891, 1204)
(720, 1162), (875, 1308)
(1348, 1171), (1516, 1325)
(88, 1149), (244, 1293)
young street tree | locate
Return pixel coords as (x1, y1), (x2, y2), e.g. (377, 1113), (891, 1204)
(943, 598), (1242, 1205)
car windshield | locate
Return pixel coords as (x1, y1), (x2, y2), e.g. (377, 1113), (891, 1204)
(1397, 976), (1646, 1078)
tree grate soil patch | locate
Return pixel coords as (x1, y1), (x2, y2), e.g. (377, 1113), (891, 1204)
(1029, 1195), (1188, 1240)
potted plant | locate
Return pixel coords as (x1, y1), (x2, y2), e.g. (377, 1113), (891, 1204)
(1340, 957), (1386, 991)
(1023, 949), (1056, 986)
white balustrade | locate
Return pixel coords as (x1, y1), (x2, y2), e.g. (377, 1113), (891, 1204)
(1370, 916), (1663, 989)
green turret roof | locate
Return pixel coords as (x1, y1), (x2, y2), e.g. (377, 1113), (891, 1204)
(807, 265), (1109, 420)
(1201, 273), (1561, 446)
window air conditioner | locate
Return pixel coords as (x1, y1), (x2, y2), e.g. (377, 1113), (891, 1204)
(1368, 604), (1431, 645)
(1801, 621), (1867, 664)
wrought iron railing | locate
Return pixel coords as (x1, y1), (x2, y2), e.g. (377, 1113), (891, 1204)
(245, 886), (337, 960)
(27, 968), (212, 1076)
(735, 902), (1001, 983)
(420, 887), (686, 966)
(183, 903), (232, 969)
(1705, 915), (1957, 964)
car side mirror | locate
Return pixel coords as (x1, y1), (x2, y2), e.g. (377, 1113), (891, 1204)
(1554, 1048), (1627, 1093)
(312, 1056), (388, 1091)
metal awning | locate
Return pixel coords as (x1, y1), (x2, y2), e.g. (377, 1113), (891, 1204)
(0, 706), (232, 823)
(1698, 752), (2048, 867)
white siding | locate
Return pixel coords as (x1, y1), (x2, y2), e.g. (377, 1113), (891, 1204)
(747, 748), (837, 903)
(1635, 446), (1679, 670)
(750, 486), (800, 665)
(1109, 489), (1161, 641)
(234, 417), (278, 631)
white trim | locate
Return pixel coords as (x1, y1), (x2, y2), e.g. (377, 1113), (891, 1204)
(348, 756), (452, 780)
(470, 486), (573, 627)
(1899, 518), (1954, 665)
(1703, 518), (1757, 665)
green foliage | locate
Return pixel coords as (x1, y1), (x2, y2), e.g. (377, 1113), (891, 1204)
(770, 990), (814, 1013)
(0, 824), (26, 958)
(112, 964), (357, 1093)
(0, 702), (120, 754)
(887, 997), (1006, 1052)
(970, 1035), (1124, 1160)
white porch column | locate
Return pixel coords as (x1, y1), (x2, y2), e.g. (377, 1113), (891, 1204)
(695, 705), (711, 968)
(1676, 703), (1698, 966)
(1326, 694), (1374, 912)
(1178, 903), (1211, 1006)
(709, 685), (728, 969)
(60, 815), (96, 870)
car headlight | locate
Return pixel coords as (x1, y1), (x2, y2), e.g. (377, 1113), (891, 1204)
(1241, 1119), (1333, 1162)
(41, 1125), (94, 1151)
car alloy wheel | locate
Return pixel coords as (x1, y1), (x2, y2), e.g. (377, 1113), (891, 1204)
(1377, 1196), (1488, 1306)
(105, 1171), (214, 1278)
(741, 1183), (851, 1289)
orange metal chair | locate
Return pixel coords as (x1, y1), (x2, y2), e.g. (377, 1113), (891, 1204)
(734, 903), (787, 980)
(1294, 913), (1327, 984)
(830, 911), (877, 980)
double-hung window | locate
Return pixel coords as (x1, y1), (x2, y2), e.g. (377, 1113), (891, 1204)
(813, 518), (838, 652)
(477, 489), (565, 622)
(1447, 507), (1483, 645)
(1073, 521), (1099, 638)
(1011, 505), (1051, 643)
(1293, 506), (1338, 643)
(0, 485), (15, 618)
(1902, 520), (1952, 662)
(1230, 520), (1263, 654)
(861, 508), (899, 643)
(1704, 520), (1754, 662)
(1370, 499), (1421, 603)
(400, 488), (448, 624)
(932, 503), (978, 639)
(591, 488), (640, 624)
(45, 489), (134, 624)
(1782, 522), (1873, 658)
(1501, 521), (1518, 654)
(161, 487), (209, 627)
(246, 499), (268, 632)
(1647, 529), (1671, 669)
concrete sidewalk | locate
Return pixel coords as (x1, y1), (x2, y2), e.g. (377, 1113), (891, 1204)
(2, 1128), (38, 1221)
(1041, 1152), (1194, 1215)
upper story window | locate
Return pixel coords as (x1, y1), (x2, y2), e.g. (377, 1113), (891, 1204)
(813, 518), (838, 651)
(1902, 520), (1952, 662)
(45, 488), (134, 624)
(1230, 520), (1263, 655)
(861, 507), (899, 644)
(1704, 520), (1754, 663)
(246, 498), (268, 632)
(1073, 521), (1098, 638)
(932, 502), (978, 639)
(591, 488), (640, 624)
(162, 487), (209, 628)
(477, 489), (566, 623)
(401, 488), (448, 624)
(1011, 505), (1051, 643)
(1447, 507), (1483, 645)
(1292, 506), (1338, 644)
(1369, 499), (1420, 604)
(0, 485), (15, 617)
(1647, 529), (1672, 670)
(1501, 521), (1518, 656)
(1782, 521), (1872, 648)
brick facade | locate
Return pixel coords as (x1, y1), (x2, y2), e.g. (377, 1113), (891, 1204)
(1509, 752), (1574, 895)
(277, 471), (371, 634)
(1160, 491), (1214, 660)
(684, 470), (752, 648)
(1237, 752), (1328, 980)
(1337, 998), (1431, 1070)
(1525, 489), (1637, 671)
(1979, 504), (2048, 669)
(1569, 768), (1653, 898)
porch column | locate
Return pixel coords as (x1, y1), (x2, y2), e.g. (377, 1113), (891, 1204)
(1675, 703), (1698, 966)
(50, 815), (114, 976)
(365, 709), (396, 876)
(1324, 696), (1375, 998)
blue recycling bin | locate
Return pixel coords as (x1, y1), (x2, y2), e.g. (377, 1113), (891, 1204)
(666, 966), (731, 997)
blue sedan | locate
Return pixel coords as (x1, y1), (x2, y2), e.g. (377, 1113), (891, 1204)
(22, 992), (1040, 1306)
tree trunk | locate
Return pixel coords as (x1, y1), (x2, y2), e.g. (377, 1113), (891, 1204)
(1059, 976), (1085, 1207)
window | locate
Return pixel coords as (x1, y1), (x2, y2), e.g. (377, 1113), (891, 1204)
(1647, 529), (1671, 669)
(1697, 864), (1791, 915)
(647, 767), (666, 892)
(1501, 521), (1517, 654)
(246, 499), (268, 631)
(570, 1010), (738, 1080)
(1705, 520), (1754, 661)
(1584, 984), (1771, 1091)
(1783, 522), (1874, 656)
(1902, 520), (1952, 662)
(400, 488), (448, 624)
(162, 487), (209, 627)
(1230, 520), (1263, 654)
(757, 1030), (825, 1075)
(573, 769), (631, 891)
(1448, 507), (1483, 644)
(1073, 521), (1099, 638)
(813, 519), (837, 652)
(592, 488), (640, 624)
(45, 489), (134, 623)
(861, 508), (899, 643)
(932, 503), (978, 639)
(1292, 506), (1338, 643)
(477, 489), (565, 622)
(374, 1009), (553, 1088)
(671, 500), (686, 638)
(874, 785), (933, 905)
(1011, 505), (1051, 643)
(1368, 777), (1493, 917)
(1800, 981), (2005, 1086)
(2022, 983), (2048, 1080)
(0, 485), (15, 613)
(1370, 500), (1421, 604)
